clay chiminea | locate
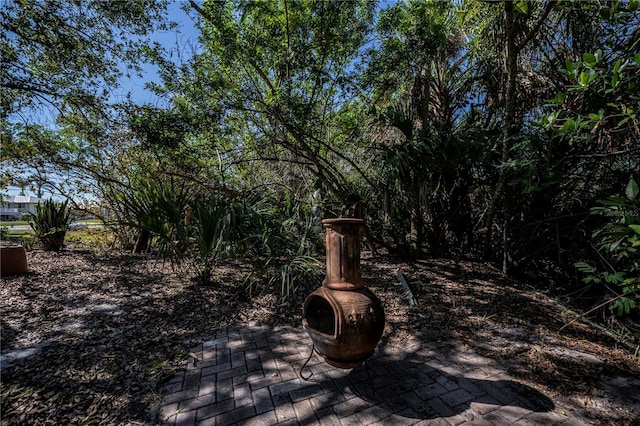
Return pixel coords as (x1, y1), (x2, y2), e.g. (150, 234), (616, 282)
(302, 218), (385, 368)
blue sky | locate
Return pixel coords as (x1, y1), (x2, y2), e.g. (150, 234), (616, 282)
(4, 2), (202, 198)
(114, 1), (201, 106)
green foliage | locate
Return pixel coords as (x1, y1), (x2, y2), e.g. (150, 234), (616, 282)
(109, 176), (190, 256)
(267, 255), (321, 302)
(28, 199), (71, 251)
(576, 179), (640, 316)
(188, 198), (226, 285)
(1, 0), (169, 121)
(127, 105), (198, 151)
(366, 0), (480, 258)
(182, 189), (323, 298)
(4, 0), (639, 331)
(542, 3), (640, 320)
(2, 1), (175, 214)
(187, 193), (260, 286)
(367, 0), (459, 101)
(164, 0), (376, 204)
(65, 228), (114, 251)
(245, 191), (323, 300)
(542, 2), (639, 149)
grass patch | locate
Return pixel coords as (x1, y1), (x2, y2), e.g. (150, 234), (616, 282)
(65, 228), (115, 250)
(3, 228), (32, 236)
(2, 226), (113, 251)
(0, 221), (29, 227)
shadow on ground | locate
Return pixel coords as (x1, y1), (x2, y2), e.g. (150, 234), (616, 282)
(159, 323), (559, 425)
(297, 338), (554, 424)
(0, 249), (256, 424)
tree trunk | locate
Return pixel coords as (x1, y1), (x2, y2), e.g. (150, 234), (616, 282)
(407, 65), (430, 261)
(409, 180), (422, 261)
(483, 0), (517, 271)
(133, 229), (150, 254)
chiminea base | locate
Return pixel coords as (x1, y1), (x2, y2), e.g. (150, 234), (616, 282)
(324, 356), (371, 369)
(302, 286), (384, 369)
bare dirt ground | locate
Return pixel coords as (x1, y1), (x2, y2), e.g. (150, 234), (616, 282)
(1, 248), (639, 425)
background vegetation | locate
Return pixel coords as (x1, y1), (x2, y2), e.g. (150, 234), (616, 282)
(2, 0), (638, 339)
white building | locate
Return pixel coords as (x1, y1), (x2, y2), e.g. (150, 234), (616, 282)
(1, 195), (44, 220)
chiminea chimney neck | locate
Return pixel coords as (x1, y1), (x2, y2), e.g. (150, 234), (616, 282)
(322, 218), (364, 291)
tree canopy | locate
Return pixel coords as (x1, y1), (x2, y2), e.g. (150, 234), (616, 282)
(1, 0), (171, 122)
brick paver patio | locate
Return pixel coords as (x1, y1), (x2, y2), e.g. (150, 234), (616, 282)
(156, 322), (590, 425)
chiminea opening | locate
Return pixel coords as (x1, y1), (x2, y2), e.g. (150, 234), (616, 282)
(304, 295), (335, 337)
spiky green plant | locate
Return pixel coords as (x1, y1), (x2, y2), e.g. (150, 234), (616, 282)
(28, 199), (71, 251)
(108, 176), (190, 256)
(189, 198), (229, 285)
(188, 194), (261, 286)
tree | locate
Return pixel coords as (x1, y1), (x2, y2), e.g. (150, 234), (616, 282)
(158, 0), (376, 209)
(457, 0), (561, 268)
(366, 0), (476, 259)
(509, 0), (639, 275)
(1, 0), (174, 213)
(541, 2), (640, 321)
(1, 0), (169, 123)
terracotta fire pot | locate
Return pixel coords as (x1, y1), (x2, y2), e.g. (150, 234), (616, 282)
(302, 218), (385, 368)
(1, 245), (28, 276)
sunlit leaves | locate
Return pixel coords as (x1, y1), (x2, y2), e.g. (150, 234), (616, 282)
(176, 0), (376, 200)
(514, 0), (528, 14)
(1, 0), (169, 122)
(582, 50), (602, 68)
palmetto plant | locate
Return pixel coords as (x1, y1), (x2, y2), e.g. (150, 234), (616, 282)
(371, 99), (476, 258)
(248, 191), (323, 300)
(189, 199), (231, 285)
(109, 176), (190, 256)
(28, 199), (71, 251)
(188, 194), (262, 286)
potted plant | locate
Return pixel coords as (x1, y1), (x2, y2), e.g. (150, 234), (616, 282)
(28, 199), (71, 251)
(1, 227), (28, 276)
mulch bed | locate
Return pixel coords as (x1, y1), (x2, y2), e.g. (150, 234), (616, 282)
(1, 248), (639, 424)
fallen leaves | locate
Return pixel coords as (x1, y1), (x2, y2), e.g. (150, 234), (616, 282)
(0, 249), (252, 424)
(1, 249), (638, 424)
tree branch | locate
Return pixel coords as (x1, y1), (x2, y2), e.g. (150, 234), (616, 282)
(517, 0), (558, 52)
(571, 147), (640, 159)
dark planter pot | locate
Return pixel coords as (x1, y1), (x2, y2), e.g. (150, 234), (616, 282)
(302, 218), (385, 369)
(39, 231), (66, 251)
(1, 245), (28, 276)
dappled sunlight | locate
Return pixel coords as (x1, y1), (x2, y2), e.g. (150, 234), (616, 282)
(1, 249), (639, 424)
(3, 0), (639, 423)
